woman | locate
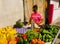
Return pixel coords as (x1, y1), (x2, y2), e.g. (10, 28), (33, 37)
(31, 5), (43, 25)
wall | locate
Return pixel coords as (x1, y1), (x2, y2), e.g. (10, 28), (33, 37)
(50, 0), (59, 9)
(0, 0), (60, 27)
(53, 9), (60, 22)
(0, 0), (24, 27)
(50, 0), (60, 23)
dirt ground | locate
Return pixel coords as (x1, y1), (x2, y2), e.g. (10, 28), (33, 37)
(55, 34), (60, 44)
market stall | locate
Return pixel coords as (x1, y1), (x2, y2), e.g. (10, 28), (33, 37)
(0, 0), (60, 44)
(0, 20), (60, 44)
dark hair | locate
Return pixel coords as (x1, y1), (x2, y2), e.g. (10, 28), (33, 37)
(33, 5), (38, 9)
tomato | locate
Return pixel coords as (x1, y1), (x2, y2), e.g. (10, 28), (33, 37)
(37, 39), (45, 44)
(15, 37), (20, 41)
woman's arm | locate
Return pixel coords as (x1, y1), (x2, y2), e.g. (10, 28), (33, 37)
(27, 17), (32, 25)
(37, 17), (44, 25)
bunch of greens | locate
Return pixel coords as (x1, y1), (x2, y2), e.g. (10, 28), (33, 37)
(15, 20), (24, 28)
(26, 30), (38, 42)
(17, 38), (29, 44)
(17, 30), (38, 44)
(39, 25), (59, 42)
(17, 34), (29, 44)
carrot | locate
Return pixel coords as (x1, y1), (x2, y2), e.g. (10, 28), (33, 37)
(37, 39), (41, 44)
(35, 39), (38, 43)
(41, 41), (45, 44)
(37, 39), (41, 41)
(37, 39), (45, 44)
(30, 39), (37, 44)
(9, 40), (17, 44)
(31, 39), (36, 43)
(30, 39), (45, 44)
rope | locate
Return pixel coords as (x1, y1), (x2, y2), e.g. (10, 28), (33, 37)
(23, 0), (26, 25)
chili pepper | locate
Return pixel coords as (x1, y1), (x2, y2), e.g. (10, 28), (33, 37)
(15, 37), (20, 41)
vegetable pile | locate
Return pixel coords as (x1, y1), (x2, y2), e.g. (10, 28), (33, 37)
(0, 26), (17, 44)
(15, 25), (59, 44)
(14, 20), (24, 28)
(39, 25), (59, 42)
(16, 33), (45, 44)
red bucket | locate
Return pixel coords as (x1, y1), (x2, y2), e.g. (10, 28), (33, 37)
(48, 4), (54, 24)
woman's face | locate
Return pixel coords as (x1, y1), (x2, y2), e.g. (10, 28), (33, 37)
(33, 8), (37, 13)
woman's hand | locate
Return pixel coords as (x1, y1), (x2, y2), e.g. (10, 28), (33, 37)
(37, 18), (44, 25)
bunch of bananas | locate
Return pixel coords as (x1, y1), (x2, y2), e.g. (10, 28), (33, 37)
(0, 26), (17, 44)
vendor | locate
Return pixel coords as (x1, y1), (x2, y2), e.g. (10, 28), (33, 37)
(29, 5), (44, 27)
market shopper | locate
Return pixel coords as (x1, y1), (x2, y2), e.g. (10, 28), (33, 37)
(29, 5), (44, 27)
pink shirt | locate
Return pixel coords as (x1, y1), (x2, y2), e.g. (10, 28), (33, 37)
(30, 12), (43, 24)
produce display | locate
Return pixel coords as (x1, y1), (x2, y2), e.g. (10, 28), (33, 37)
(0, 26), (17, 44)
(16, 32), (45, 44)
(0, 25), (59, 44)
(15, 25), (59, 44)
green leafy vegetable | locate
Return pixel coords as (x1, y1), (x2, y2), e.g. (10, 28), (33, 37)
(26, 30), (38, 41)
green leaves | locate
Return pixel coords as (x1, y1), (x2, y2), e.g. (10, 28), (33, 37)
(26, 30), (38, 41)
(42, 29), (49, 34)
(17, 38), (29, 44)
(38, 34), (42, 39)
(17, 38), (23, 44)
(39, 25), (59, 42)
(16, 20), (23, 28)
(23, 39), (29, 44)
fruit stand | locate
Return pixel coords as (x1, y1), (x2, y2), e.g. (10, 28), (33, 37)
(14, 24), (60, 44)
(0, 19), (59, 44)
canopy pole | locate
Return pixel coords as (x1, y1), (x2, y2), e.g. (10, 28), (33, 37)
(45, 0), (50, 29)
(23, 0), (26, 25)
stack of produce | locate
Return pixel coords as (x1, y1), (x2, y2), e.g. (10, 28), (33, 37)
(15, 25), (59, 44)
(39, 25), (59, 42)
(0, 26), (17, 44)
(16, 30), (45, 44)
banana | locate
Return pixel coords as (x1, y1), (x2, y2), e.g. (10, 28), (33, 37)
(0, 26), (17, 44)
